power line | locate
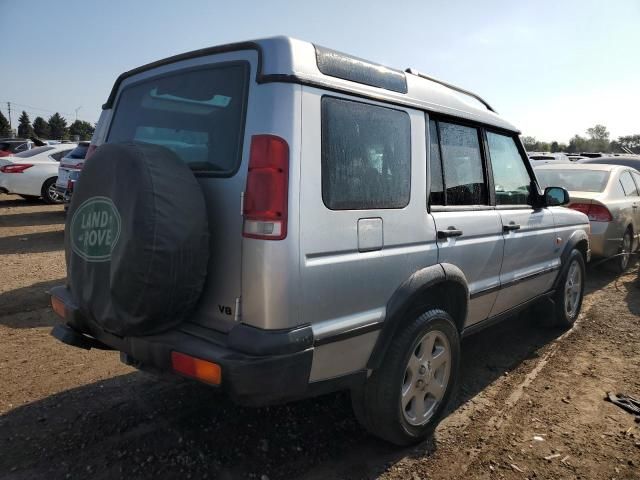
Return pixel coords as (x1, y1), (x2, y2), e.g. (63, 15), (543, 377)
(0, 100), (94, 124)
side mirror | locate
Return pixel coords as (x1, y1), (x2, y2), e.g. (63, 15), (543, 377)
(544, 186), (570, 206)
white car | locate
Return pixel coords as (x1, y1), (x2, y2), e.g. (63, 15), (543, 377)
(55, 142), (90, 200)
(0, 144), (77, 203)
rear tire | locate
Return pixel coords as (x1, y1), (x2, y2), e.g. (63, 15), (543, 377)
(551, 249), (585, 328)
(41, 177), (63, 204)
(352, 309), (460, 445)
(615, 228), (633, 273)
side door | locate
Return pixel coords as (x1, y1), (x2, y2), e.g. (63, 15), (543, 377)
(485, 131), (558, 315)
(427, 118), (504, 327)
(621, 170), (640, 249)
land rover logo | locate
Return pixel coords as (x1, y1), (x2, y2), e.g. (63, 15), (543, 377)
(70, 197), (121, 261)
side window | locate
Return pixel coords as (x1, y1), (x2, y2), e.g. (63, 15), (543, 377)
(321, 97), (411, 210)
(619, 171), (638, 197)
(486, 132), (532, 205)
(428, 119), (444, 205)
(632, 171), (640, 194)
(439, 122), (487, 205)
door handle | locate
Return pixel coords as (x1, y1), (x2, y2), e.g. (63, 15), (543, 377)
(437, 227), (463, 239)
(503, 223), (521, 232)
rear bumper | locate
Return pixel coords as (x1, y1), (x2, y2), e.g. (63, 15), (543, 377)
(49, 286), (314, 406)
(589, 221), (622, 258)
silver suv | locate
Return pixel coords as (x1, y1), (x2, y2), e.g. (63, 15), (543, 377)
(50, 37), (590, 445)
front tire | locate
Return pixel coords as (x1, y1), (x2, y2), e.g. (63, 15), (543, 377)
(552, 249), (585, 328)
(42, 177), (63, 204)
(352, 309), (460, 445)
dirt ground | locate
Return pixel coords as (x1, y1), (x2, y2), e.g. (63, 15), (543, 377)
(0, 194), (639, 480)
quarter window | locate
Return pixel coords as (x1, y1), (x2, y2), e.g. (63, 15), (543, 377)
(486, 132), (532, 205)
(438, 122), (487, 205)
(321, 97), (411, 210)
(619, 171), (638, 197)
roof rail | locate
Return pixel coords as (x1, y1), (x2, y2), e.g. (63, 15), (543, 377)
(405, 68), (496, 113)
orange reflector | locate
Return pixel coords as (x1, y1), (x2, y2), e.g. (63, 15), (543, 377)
(171, 351), (222, 385)
(51, 296), (66, 319)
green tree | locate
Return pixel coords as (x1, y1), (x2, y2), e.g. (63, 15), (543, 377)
(550, 141), (559, 152)
(17, 111), (34, 138)
(585, 124), (610, 152)
(69, 120), (95, 141)
(521, 136), (537, 150)
(47, 113), (68, 140)
(0, 110), (11, 137)
(33, 116), (50, 138)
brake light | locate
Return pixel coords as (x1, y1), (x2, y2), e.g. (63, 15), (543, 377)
(0, 164), (33, 173)
(171, 351), (221, 385)
(243, 135), (289, 240)
(85, 144), (97, 160)
(67, 178), (74, 192)
(569, 203), (612, 222)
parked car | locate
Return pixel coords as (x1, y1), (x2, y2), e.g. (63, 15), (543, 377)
(535, 163), (640, 271)
(579, 155), (640, 171)
(0, 139), (34, 157)
(0, 144), (76, 203)
(55, 141), (90, 202)
(50, 37), (590, 446)
(527, 152), (572, 165)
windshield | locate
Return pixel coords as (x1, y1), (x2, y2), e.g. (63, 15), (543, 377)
(535, 169), (610, 192)
(107, 62), (249, 174)
(14, 146), (55, 158)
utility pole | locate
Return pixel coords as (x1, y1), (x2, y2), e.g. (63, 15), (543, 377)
(75, 106), (82, 122)
(6, 102), (11, 129)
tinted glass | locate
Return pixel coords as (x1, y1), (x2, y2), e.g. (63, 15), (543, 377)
(428, 119), (444, 205)
(65, 144), (89, 159)
(51, 149), (72, 161)
(535, 169), (610, 192)
(321, 97), (411, 210)
(107, 63), (249, 174)
(619, 171), (638, 196)
(14, 146), (54, 158)
(487, 132), (531, 205)
(439, 122), (486, 205)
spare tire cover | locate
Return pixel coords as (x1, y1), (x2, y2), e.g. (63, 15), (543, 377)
(65, 142), (209, 336)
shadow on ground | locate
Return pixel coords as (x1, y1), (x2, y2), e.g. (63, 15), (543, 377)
(0, 268), (622, 479)
(0, 209), (65, 228)
(0, 230), (64, 255)
(0, 278), (65, 324)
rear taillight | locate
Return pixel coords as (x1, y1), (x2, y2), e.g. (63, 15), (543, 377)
(242, 135), (289, 240)
(85, 144), (97, 160)
(569, 202), (612, 222)
(67, 178), (74, 192)
(0, 164), (33, 173)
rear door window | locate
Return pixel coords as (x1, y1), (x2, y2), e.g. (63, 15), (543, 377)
(107, 62), (249, 175)
(321, 97), (411, 210)
(438, 121), (487, 205)
(620, 171), (638, 196)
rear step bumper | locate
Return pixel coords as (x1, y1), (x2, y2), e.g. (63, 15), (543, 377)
(49, 286), (314, 406)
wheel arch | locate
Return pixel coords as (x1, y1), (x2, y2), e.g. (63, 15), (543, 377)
(553, 230), (589, 290)
(367, 263), (469, 370)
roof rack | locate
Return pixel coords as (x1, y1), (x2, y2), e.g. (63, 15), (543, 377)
(405, 68), (496, 113)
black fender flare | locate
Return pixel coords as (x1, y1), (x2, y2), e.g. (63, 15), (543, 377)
(367, 263), (469, 370)
(553, 229), (589, 290)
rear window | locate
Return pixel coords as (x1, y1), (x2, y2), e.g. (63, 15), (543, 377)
(14, 146), (55, 158)
(535, 169), (610, 192)
(107, 62), (249, 175)
(65, 144), (89, 159)
(321, 97), (411, 210)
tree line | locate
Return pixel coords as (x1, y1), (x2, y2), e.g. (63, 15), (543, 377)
(0, 109), (95, 141)
(521, 124), (640, 154)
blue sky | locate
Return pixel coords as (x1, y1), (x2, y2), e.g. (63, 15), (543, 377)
(2, 0), (638, 142)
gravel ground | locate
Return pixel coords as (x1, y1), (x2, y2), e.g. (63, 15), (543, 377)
(0, 195), (638, 479)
